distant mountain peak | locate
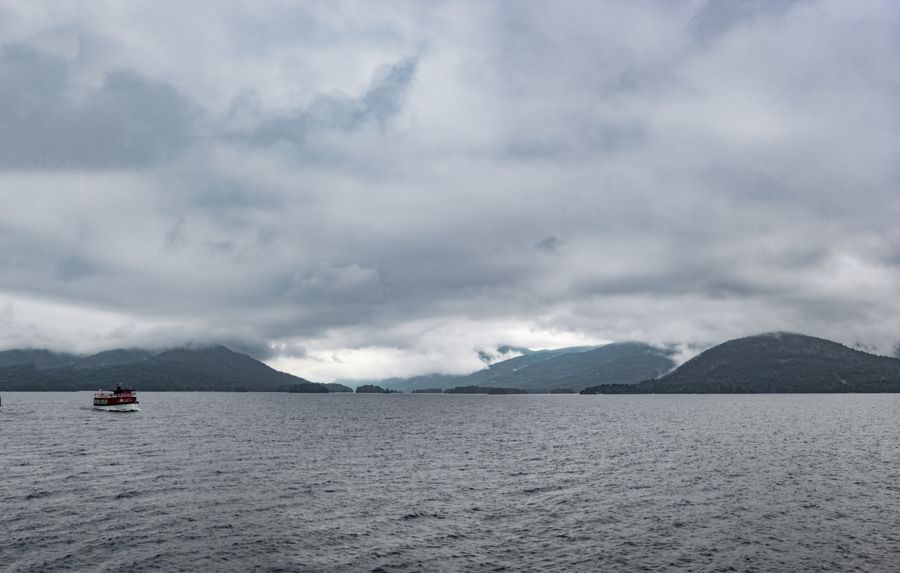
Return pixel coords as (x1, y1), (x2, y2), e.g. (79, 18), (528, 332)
(0, 344), (319, 392)
(584, 331), (900, 394)
(385, 341), (675, 392)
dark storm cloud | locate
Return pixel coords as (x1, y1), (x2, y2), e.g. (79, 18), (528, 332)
(54, 255), (99, 282)
(690, 0), (799, 46)
(0, 43), (196, 169)
(0, 221), (98, 294)
(535, 236), (562, 254)
(0, 1), (899, 378)
(362, 57), (419, 127)
(244, 56), (418, 147)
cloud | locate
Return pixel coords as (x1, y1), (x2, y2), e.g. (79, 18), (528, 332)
(535, 236), (562, 254)
(0, 43), (196, 169)
(0, 1), (899, 379)
(240, 56), (418, 147)
(54, 255), (99, 281)
(689, 0), (799, 47)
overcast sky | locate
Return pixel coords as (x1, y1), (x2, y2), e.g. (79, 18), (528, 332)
(0, 1), (898, 380)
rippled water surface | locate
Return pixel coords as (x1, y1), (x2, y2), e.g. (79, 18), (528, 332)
(3, 392), (900, 572)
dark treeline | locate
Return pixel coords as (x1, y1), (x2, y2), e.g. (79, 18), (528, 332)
(444, 386), (528, 394)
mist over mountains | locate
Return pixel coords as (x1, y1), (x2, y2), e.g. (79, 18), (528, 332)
(0, 346), (323, 392)
(4, 332), (900, 394)
(377, 342), (676, 393)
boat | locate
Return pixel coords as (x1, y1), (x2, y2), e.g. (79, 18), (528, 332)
(93, 384), (140, 412)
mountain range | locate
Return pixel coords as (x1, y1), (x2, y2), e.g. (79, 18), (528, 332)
(379, 342), (677, 393)
(5, 331), (899, 394)
(0, 346), (346, 392)
(582, 332), (900, 394)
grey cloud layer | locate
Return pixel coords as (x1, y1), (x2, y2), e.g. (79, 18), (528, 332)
(0, 44), (195, 169)
(0, 1), (898, 373)
(240, 56), (418, 147)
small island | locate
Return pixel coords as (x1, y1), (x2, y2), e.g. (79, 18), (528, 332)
(444, 386), (527, 394)
(355, 384), (400, 393)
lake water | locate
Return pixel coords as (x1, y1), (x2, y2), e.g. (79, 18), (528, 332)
(2, 392), (899, 572)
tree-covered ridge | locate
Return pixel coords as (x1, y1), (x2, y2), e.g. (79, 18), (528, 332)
(0, 346), (325, 392)
(582, 332), (900, 394)
(355, 384), (400, 393)
(383, 342), (674, 392)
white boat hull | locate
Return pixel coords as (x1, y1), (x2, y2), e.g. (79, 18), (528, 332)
(94, 403), (140, 412)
